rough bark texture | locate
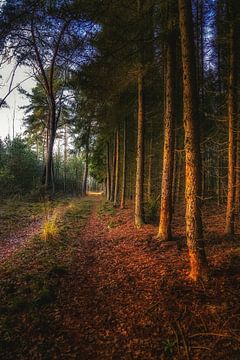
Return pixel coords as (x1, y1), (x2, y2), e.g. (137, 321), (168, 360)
(178, 0), (208, 281)
(225, 0), (239, 234)
(157, 34), (176, 241)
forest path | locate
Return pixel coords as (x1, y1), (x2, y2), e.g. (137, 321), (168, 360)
(60, 198), (240, 359)
(0, 197), (240, 359)
(62, 198), (183, 359)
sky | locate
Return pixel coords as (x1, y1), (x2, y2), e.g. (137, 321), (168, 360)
(0, 63), (35, 140)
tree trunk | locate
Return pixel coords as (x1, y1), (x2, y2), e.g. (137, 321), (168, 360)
(135, 67), (145, 227)
(106, 141), (111, 201)
(114, 128), (120, 206)
(225, 0), (239, 234)
(63, 123), (67, 193)
(82, 126), (91, 197)
(147, 133), (153, 202)
(110, 131), (116, 202)
(135, 0), (145, 227)
(157, 33), (176, 241)
(235, 127), (240, 213)
(45, 100), (56, 193)
(120, 119), (127, 209)
(178, 0), (208, 281)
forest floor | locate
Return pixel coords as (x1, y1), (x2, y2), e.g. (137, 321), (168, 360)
(0, 196), (240, 359)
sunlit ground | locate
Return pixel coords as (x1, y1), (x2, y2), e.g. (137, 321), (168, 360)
(87, 191), (103, 196)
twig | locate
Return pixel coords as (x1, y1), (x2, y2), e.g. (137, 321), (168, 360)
(175, 320), (190, 360)
(189, 332), (230, 338)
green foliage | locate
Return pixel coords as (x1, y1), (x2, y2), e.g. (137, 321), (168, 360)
(144, 196), (160, 224)
(0, 137), (41, 197)
(163, 338), (177, 355)
(97, 199), (116, 217)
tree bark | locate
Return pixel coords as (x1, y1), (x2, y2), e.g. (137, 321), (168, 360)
(135, 67), (145, 227)
(110, 131), (116, 202)
(106, 141), (111, 201)
(82, 125), (91, 197)
(135, 0), (145, 227)
(120, 119), (127, 209)
(45, 99), (56, 193)
(178, 0), (208, 281)
(114, 128), (120, 206)
(157, 33), (176, 241)
(225, 0), (239, 234)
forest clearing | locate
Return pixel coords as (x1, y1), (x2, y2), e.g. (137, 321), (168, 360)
(1, 0), (240, 358)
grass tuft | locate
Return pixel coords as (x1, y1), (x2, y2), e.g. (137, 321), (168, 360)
(41, 215), (59, 241)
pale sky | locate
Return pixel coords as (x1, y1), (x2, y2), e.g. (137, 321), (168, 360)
(0, 63), (35, 140)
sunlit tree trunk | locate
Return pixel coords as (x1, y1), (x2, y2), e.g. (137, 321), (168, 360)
(157, 33), (176, 241)
(178, 0), (208, 281)
(135, 0), (145, 227)
(225, 0), (239, 234)
(120, 119), (127, 209)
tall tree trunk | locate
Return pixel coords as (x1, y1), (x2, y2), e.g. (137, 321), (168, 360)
(235, 126), (240, 213)
(147, 132), (153, 202)
(82, 126), (91, 197)
(45, 100), (56, 193)
(135, 67), (145, 227)
(114, 128), (120, 206)
(106, 141), (111, 201)
(110, 131), (116, 202)
(120, 119), (127, 209)
(178, 0), (208, 281)
(63, 123), (67, 193)
(157, 33), (176, 241)
(225, 0), (239, 234)
(135, 0), (145, 227)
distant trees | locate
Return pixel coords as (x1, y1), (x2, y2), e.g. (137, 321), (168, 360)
(0, 0), (97, 193)
(0, 137), (40, 196)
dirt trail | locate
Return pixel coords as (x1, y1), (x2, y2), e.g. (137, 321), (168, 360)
(62, 201), (186, 359)
(60, 199), (240, 360)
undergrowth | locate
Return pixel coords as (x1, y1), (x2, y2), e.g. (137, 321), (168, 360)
(97, 199), (116, 218)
